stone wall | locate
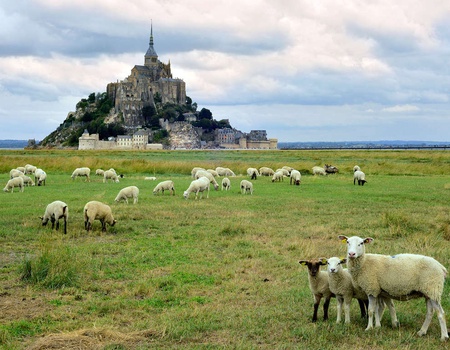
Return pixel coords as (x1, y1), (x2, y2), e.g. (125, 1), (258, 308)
(168, 122), (201, 149)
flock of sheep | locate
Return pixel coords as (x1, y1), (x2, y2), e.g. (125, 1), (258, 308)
(300, 236), (448, 341)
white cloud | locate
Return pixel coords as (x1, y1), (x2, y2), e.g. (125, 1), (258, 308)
(382, 104), (420, 113)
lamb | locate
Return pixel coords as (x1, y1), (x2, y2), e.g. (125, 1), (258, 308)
(221, 177), (231, 191)
(40, 200), (68, 234)
(35, 169), (47, 186)
(312, 166), (326, 176)
(10, 169), (23, 179)
(353, 165), (361, 172)
(103, 170), (120, 183)
(20, 174), (35, 186)
(240, 180), (253, 194)
(247, 168), (259, 180)
(354, 170), (367, 186)
(271, 170), (284, 182)
(84, 200), (116, 232)
(339, 235), (449, 341)
(195, 170), (219, 190)
(215, 167), (235, 177)
(115, 186), (139, 204)
(324, 164), (339, 174)
(183, 176), (210, 200)
(3, 177), (24, 193)
(95, 169), (105, 176)
(259, 167), (275, 176)
(299, 258), (335, 322)
(153, 180), (175, 196)
(289, 169), (301, 185)
(71, 167), (91, 182)
(24, 164), (37, 174)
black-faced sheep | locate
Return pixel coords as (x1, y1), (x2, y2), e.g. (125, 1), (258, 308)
(289, 170), (301, 185)
(84, 201), (116, 232)
(353, 170), (367, 186)
(339, 235), (449, 341)
(247, 168), (259, 180)
(115, 186), (139, 204)
(40, 200), (68, 234)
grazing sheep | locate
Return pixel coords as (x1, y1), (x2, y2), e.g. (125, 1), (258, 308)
(207, 169), (219, 177)
(16, 166), (26, 173)
(259, 167), (275, 176)
(115, 186), (139, 204)
(312, 166), (326, 176)
(183, 176), (210, 200)
(95, 169), (105, 176)
(40, 200), (68, 234)
(20, 174), (35, 186)
(247, 168), (259, 180)
(221, 177), (231, 191)
(339, 235), (449, 341)
(276, 168), (290, 177)
(271, 170), (284, 182)
(282, 166), (294, 175)
(10, 169), (23, 179)
(153, 180), (175, 196)
(195, 170), (219, 190)
(24, 164), (37, 174)
(34, 168), (45, 182)
(191, 167), (205, 178)
(215, 167), (236, 177)
(353, 165), (361, 172)
(3, 177), (24, 193)
(145, 176), (157, 181)
(240, 180), (253, 195)
(290, 169), (301, 185)
(71, 167), (91, 182)
(354, 170), (367, 186)
(36, 170), (47, 186)
(325, 164), (339, 174)
(84, 201), (116, 232)
(103, 170), (119, 183)
(299, 258), (335, 322)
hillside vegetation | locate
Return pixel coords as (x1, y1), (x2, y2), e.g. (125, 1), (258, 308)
(0, 149), (449, 349)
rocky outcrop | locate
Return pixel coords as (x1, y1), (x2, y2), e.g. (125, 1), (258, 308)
(167, 122), (201, 149)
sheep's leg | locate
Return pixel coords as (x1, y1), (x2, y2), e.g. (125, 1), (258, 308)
(384, 298), (398, 328)
(323, 295), (331, 321)
(312, 294), (321, 322)
(357, 299), (368, 319)
(428, 300), (449, 341)
(55, 220), (60, 230)
(366, 295), (377, 330)
(101, 219), (106, 232)
(63, 217), (67, 235)
(343, 296), (352, 323)
(50, 217), (56, 230)
(335, 295), (343, 323)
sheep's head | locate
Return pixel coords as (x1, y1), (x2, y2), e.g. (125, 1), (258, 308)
(338, 235), (373, 259)
(299, 258), (327, 277)
(326, 257), (347, 274)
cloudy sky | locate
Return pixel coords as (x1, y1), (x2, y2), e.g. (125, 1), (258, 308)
(1, 0), (450, 142)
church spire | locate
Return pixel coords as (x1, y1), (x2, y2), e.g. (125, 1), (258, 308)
(145, 20), (158, 67)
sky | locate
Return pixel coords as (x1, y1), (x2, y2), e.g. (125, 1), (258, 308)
(1, 0), (450, 142)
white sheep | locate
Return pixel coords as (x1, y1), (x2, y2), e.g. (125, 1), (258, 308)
(247, 167), (259, 180)
(115, 186), (139, 204)
(259, 166), (275, 176)
(353, 165), (361, 172)
(354, 170), (367, 186)
(71, 167), (91, 182)
(95, 169), (105, 176)
(240, 180), (253, 194)
(35, 169), (47, 186)
(282, 166), (294, 175)
(145, 176), (157, 181)
(191, 167), (205, 178)
(339, 235), (449, 341)
(183, 176), (210, 200)
(290, 169), (301, 185)
(20, 174), (35, 186)
(312, 166), (326, 176)
(207, 169), (219, 177)
(103, 169), (119, 183)
(195, 170), (219, 190)
(10, 169), (23, 179)
(153, 180), (175, 196)
(215, 167), (235, 177)
(271, 170), (284, 182)
(40, 200), (68, 234)
(276, 168), (290, 177)
(221, 177), (231, 191)
(16, 166), (26, 173)
(24, 164), (37, 174)
(299, 258), (335, 322)
(84, 200), (116, 232)
(3, 177), (24, 193)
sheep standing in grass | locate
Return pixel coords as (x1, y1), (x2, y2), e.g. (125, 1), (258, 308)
(353, 165), (361, 172)
(240, 180), (253, 194)
(354, 170), (367, 186)
(289, 170), (301, 185)
(207, 169), (218, 177)
(103, 170), (119, 183)
(299, 258), (335, 322)
(282, 166), (294, 175)
(84, 201), (116, 232)
(16, 166), (26, 173)
(95, 169), (105, 176)
(312, 166), (326, 176)
(216, 167), (236, 177)
(183, 176), (210, 200)
(115, 186), (139, 204)
(153, 180), (175, 196)
(10, 169), (23, 179)
(24, 164), (37, 175)
(40, 200), (68, 234)
(247, 168), (259, 180)
(339, 235), (449, 341)
(20, 174), (35, 186)
(71, 167), (91, 182)
(191, 167), (205, 178)
(35, 169), (47, 186)
(271, 170), (284, 182)
(259, 167), (275, 176)
(222, 177), (231, 191)
(195, 170), (219, 190)
(3, 177), (24, 193)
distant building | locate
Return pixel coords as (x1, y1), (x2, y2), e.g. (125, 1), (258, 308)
(78, 129), (162, 150)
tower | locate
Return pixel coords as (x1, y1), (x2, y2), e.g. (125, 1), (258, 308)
(144, 22), (158, 68)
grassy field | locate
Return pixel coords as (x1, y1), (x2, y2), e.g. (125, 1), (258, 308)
(0, 149), (449, 349)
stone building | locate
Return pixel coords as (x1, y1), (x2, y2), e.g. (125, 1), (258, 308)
(106, 25), (186, 128)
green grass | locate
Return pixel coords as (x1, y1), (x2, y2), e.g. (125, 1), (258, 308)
(0, 149), (449, 349)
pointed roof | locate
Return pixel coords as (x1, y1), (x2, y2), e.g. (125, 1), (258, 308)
(145, 22), (157, 58)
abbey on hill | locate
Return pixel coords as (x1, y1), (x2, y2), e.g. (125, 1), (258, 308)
(74, 25), (277, 150)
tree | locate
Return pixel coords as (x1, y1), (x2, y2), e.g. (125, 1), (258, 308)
(199, 108), (212, 120)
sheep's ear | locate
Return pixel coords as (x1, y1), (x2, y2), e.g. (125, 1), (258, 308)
(364, 237), (374, 244)
(299, 260), (308, 266)
(38, 216), (43, 220)
(340, 258), (347, 264)
(318, 257), (327, 265)
(338, 235), (348, 243)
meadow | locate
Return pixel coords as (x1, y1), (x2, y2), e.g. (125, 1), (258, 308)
(0, 149), (449, 349)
